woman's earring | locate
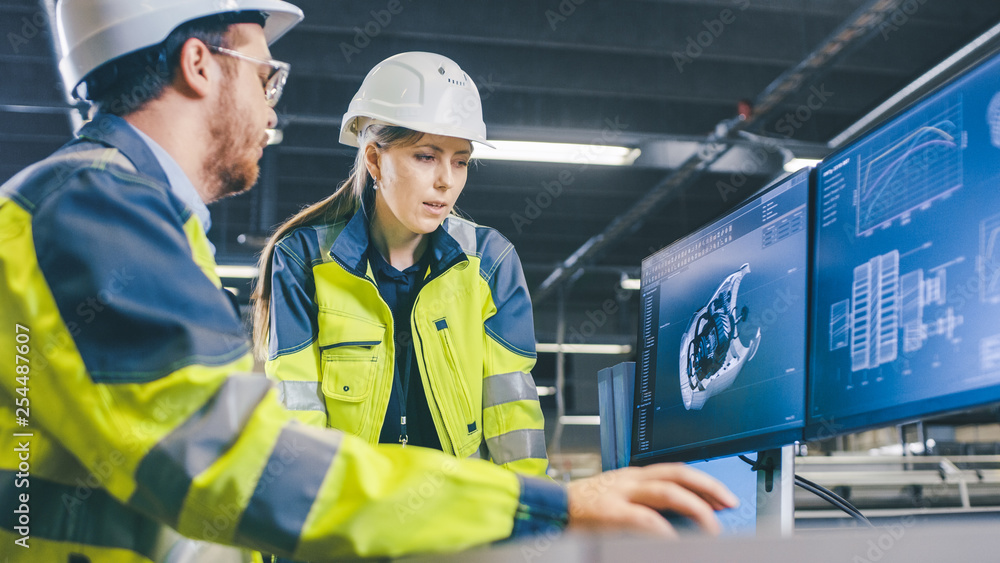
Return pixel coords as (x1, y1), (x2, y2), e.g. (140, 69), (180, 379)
(373, 179), (379, 190)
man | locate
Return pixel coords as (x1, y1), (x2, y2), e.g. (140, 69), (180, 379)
(0, 1), (738, 561)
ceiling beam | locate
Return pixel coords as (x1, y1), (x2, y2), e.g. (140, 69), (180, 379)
(286, 0), (963, 76)
(829, 18), (1000, 148)
(532, 0), (908, 304)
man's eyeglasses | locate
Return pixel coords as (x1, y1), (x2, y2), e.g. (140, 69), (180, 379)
(208, 46), (290, 108)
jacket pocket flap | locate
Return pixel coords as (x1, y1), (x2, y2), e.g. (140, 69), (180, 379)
(317, 311), (385, 402)
(317, 310), (385, 351)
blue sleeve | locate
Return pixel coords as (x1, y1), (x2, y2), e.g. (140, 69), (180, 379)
(507, 475), (569, 539)
(268, 231), (320, 360)
(31, 167), (248, 383)
(481, 235), (536, 359)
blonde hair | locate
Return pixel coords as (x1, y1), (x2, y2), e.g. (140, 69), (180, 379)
(251, 124), (424, 360)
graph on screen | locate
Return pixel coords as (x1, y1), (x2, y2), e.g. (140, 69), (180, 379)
(856, 102), (964, 237)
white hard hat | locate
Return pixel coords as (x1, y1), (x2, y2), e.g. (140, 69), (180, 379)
(340, 52), (494, 148)
(56, 0), (304, 101)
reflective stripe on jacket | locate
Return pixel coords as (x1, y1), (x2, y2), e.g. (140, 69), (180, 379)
(0, 113), (566, 562)
(266, 208), (550, 477)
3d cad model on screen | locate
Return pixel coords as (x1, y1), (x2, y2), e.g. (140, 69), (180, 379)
(680, 263), (761, 410)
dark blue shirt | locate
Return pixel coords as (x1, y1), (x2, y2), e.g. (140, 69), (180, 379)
(369, 245), (442, 450)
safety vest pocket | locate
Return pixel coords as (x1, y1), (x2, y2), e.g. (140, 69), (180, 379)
(320, 344), (379, 402)
(317, 314), (385, 403)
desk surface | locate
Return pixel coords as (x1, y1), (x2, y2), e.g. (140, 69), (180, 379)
(398, 519), (1000, 563)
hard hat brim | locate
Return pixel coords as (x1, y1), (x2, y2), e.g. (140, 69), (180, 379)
(57, 0), (304, 102)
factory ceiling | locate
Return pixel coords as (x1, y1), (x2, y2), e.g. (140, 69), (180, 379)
(4, 0), (1000, 344)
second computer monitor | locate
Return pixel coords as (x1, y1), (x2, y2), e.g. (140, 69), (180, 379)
(808, 49), (1000, 438)
(631, 169), (810, 464)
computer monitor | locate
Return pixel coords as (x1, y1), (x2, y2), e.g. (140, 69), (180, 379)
(807, 49), (1000, 439)
(631, 169), (810, 464)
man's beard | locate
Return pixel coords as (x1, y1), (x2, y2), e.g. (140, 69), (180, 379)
(204, 88), (262, 202)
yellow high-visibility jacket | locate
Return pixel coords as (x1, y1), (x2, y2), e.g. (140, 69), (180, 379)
(0, 113), (566, 563)
(265, 209), (550, 477)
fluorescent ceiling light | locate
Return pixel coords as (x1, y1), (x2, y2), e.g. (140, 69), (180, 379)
(783, 158), (821, 173)
(536, 386), (557, 397)
(620, 277), (641, 291)
(216, 265), (259, 279)
(559, 415), (601, 426)
(536, 343), (632, 354)
(473, 140), (640, 166)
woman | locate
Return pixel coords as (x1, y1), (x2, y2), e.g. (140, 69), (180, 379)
(252, 52), (549, 477)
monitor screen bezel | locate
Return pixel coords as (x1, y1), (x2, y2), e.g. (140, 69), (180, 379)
(630, 167), (813, 465)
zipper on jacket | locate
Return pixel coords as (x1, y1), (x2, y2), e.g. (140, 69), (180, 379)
(437, 324), (476, 426)
(413, 321), (457, 455)
(409, 258), (468, 455)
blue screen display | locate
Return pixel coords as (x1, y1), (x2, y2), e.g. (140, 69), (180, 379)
(808, 51), (1000, 438)
(631, 170), (809, 463)
(686, 454), (758, 535)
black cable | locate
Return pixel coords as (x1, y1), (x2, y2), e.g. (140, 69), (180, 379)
(794, 473), (865, 520)
(738, 454), (875, 528)
(793, 477), (857, 518)
(794, 475), (875, 528)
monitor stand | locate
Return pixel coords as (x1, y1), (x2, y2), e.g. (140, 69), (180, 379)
(755, 445), (795, 537)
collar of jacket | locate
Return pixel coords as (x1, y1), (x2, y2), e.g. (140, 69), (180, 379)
(329, 200), (468, 280)
(74, 113), (169, 187)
